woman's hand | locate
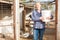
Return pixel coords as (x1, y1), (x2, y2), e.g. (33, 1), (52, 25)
(46, 17), (51, 20)
(40, 17), (44, 21)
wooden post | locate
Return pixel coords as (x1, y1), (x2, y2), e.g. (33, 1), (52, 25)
(13, 0), (20, 40)
(55, 0), (58, 40)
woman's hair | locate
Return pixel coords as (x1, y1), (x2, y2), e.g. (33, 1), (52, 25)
(34, 2), (41, 10)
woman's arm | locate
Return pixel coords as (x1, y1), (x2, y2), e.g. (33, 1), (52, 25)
(50, 14), (53, 19)
(46, 14), (53, 20)
(31, 11), (43, 22)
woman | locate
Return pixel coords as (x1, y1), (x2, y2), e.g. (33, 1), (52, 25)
(31, 2), (53, 40)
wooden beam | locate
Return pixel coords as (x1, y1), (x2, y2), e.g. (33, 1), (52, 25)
(13, 0), (20, 40)
(0, 0), (13, 4)
(55, 0), (58, 40)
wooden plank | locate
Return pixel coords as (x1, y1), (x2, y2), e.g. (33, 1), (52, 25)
(0, 0), (13, 4)
(13, 0), (16, 40)
(55, 0), (58, 40)
(13, 0), (20, 40)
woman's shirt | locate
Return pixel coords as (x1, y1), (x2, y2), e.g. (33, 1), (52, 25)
(31, 10), (45, 29)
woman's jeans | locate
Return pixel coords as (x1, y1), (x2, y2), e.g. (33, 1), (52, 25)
(33, 28), (45, 40)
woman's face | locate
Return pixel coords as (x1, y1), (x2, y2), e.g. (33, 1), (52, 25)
(35, 3), (41, 10)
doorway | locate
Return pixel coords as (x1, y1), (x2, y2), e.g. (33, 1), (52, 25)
(19, 0), (58, 40)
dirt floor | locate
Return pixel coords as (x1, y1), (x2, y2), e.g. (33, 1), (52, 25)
(0, 28), (55, 40)
(20, 28), (56, 40)
(20, 34), (55, 40)
(0, 34), (13, 40)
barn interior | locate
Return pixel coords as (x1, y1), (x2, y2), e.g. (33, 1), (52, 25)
(0, 0), (57, 40)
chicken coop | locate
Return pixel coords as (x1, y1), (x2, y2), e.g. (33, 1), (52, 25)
(0, 0), (14, 40)
(0, 0), (21, 40)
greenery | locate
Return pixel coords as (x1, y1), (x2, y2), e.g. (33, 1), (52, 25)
(21, 0), (26, 1)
